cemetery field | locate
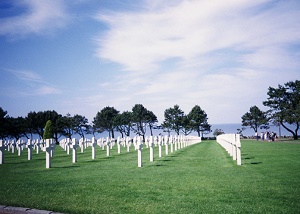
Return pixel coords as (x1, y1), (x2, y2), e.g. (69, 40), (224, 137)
(0, 140), (300, 213)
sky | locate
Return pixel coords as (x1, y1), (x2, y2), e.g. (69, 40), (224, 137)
(0, 0), (300, 125)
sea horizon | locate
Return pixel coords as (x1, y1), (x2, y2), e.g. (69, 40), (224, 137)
(7, 123), (296, 142)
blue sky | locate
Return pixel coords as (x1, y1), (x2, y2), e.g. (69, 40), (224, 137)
(0, 0), (300, 125)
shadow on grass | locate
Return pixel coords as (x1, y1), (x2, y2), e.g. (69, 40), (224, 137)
(4, 162), (28, 164)
(83, 156), (114, 163)
(243, 161), (263, 165)
(242, 155), (262, 165)
(243, 156), (255, 160)
(250, 162), (262, 165)
(52, 165), (80, 169)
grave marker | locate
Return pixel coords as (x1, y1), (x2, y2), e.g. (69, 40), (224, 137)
(164, 135), (169, 155)
(236, 134), (242, 165)
(126, 137), (131, 152)
(169, 136), (174, 153)
(17, 140), (22, 156)
(27, 139), (33, 160)
(117, 136), (121, 154)
(45, 139), (52, 168)
(158, 136), (162, 158)
(91, 137), (96, 160)
(106, 137), (110, 157)
(79, 138), (84, 153)
(11, 140), (15, 153)
(138, 137), (143, 167)
(101, 138), (105, 150)
(35, 139), (42, 154)
(6, 141), (10, 152)
(0, 140), (5, 164)
(66, 138), (71, 155)
(217, 134), (242, 166)
(72, 138), (79, 163)
(232, 134), (237, 161)
(149, 136), (154, 162)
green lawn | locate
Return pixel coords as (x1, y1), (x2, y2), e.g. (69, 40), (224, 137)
(0, 140), (300, 213)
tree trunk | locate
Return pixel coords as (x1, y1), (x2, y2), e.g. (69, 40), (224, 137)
(280, 122), (298, 140)
(111, 129), (115, 138)
(150, 125), (153, 136)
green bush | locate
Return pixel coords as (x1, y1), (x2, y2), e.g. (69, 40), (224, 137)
(43, 120), (53, 139)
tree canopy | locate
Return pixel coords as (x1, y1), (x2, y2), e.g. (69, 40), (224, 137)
(0, 103), (211, 141)
(114, 111), (132, 138)
(93, 106), (119, 138)
(0, 107), (9, 140)
(131, 104), (151, 141)
(163, 105), (184, 135)
(188, 105), (211, 137)
(263, 80), (300, 139)
(241, 105), (269, 133)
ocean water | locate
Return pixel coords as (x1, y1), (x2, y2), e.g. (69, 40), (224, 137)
(209, 123), (287, 138)
(147, 123), (295, 138)
(12, 123), (297, 142)
(105, 123), (295, 138)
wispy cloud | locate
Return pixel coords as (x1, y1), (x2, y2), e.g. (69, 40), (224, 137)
(37, 86), (61, 96)
(1, 68), (61, 96)
(9, 69), (44, 83)
(0, 0), (70, 38)
(95, 0), (300, 71)
(91, 0), (300, 123)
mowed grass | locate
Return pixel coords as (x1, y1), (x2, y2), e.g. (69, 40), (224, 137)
(0, 139), (300, 214)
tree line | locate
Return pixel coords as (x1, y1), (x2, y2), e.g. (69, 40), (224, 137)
(241, 80), (300, 140)
(0, 104), (211, 142)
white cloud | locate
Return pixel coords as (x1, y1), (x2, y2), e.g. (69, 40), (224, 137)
(36, 86), (61, 96)
(95, 0), (280, 71)
(80, 0), (300, 124)
(0, 0), (70, 38)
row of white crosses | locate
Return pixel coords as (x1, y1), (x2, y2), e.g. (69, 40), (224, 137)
(137, 135), (201, 167)
(216, 134), (242, 165)
(59, 136), (134, 162)
(0, 138), (56, 168)
(57, 135), (201, 168)
(0, 135), (201, 168)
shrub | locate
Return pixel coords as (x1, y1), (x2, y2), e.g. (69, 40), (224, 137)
(43, 120), (53, 139)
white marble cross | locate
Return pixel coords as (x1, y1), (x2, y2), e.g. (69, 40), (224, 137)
(91, 137), (96, 160)
(0, 140), (6, 164)
(158, 135), (162, 158)
(27, 139), (33, 160)
(117, 136), (121, 154)
(71, 138), (79, 163)
(164, 135), (169, 155)
(149, 136), (154, 162)
(45, 139), (53, 168)
(137, 136), (143, 167)
(126, 137), (131, 152)
(106, 137), (110, 157)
